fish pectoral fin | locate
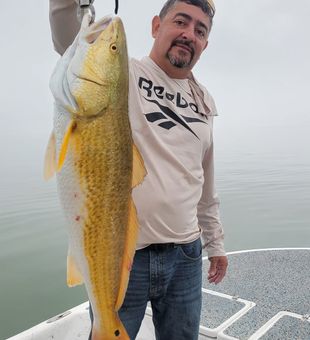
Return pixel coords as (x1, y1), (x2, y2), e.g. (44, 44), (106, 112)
(57, 119), (76, 172)
(115, 198), (139, 311)
(131, 143), (147, 188)
(67, 254), (84, 287)
(43, 131), (57, 180)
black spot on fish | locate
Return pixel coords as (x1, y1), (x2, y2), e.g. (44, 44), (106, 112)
(115, 329), (120, 337)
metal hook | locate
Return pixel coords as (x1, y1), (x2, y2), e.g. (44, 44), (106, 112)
(77, 0), (96, 25)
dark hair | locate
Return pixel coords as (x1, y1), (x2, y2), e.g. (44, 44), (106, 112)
(159, 0), (215, 20)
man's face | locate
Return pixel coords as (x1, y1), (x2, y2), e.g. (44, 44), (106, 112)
(151, 2), (211, 74)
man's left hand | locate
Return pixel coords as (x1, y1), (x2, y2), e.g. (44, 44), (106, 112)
(208, 256), (228, 284)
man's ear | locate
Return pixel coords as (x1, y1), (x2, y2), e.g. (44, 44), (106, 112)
(151, 15), (161, 38)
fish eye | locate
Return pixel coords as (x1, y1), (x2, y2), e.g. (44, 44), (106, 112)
(110, 43), (118, 52)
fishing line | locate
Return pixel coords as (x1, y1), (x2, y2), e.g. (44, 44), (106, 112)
(115, 0), (119, 14)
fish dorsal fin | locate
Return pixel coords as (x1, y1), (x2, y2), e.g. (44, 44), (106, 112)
(131, 143), (147, 188)
(67, 253), (84, 287)
(115, 198), (139, 311)
(43, 131), (57, 180)
(57, 119), (76, 172)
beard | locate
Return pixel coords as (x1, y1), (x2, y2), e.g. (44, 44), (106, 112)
(166, 39), (195, 68)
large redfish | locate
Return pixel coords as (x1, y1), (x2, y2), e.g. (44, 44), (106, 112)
(44, 15), (146, 340)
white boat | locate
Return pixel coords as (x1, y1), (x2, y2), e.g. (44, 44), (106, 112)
(7, 249), (310, 340)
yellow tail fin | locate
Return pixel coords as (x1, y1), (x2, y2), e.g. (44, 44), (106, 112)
(92, 315), (129, 340)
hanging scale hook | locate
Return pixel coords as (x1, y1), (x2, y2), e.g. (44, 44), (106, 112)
(77, 0), (96, 24)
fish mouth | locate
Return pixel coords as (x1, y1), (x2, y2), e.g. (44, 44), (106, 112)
(84, 15), (113, 44)
(76, 75), (105, 87)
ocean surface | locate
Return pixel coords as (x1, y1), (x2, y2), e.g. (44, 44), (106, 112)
(0, 123), (309, 339)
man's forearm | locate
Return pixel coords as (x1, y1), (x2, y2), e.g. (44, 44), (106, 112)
(49, 0), (81, 55)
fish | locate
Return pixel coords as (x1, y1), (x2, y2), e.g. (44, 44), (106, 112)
(44, 15), (146, 340)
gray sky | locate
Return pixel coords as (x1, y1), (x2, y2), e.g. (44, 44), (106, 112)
(0, 0), (309, 163)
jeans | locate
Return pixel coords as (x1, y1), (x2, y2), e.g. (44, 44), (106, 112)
(89, 237), (202, 340)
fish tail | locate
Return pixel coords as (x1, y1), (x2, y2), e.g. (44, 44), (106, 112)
(91, 315), (129, 340)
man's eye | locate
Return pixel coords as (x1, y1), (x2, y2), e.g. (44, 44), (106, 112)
(175, 20), (185, 26)
(196, 29), (206, 38)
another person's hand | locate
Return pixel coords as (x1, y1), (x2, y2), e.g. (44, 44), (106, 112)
(208, 256), (228, 284)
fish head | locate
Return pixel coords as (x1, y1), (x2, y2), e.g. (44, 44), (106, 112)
(67, 16), (129, 118)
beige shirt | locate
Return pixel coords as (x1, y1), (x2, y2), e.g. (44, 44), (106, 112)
(49, 0), (226, 258)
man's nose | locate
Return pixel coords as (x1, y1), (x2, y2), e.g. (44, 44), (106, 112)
(180, 25), (196, 42)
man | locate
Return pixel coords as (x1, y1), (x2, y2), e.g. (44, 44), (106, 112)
(49, 0), (228, 339)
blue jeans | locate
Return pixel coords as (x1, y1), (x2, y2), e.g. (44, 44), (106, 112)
(89, 237), (202, 340)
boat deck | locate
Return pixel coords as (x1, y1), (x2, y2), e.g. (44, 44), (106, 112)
(8, 248), (310, 340)
(200, 248), (310, 339)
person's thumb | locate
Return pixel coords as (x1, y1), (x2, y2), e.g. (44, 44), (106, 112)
(208, 258), (218, 276)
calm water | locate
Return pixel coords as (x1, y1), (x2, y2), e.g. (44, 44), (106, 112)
(1, 124), (309, 339)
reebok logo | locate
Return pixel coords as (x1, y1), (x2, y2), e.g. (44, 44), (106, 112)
(143, 97), (207, 140)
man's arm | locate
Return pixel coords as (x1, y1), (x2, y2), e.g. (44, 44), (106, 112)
(49, 0), (81, 55)
(197, 132), (228, 284)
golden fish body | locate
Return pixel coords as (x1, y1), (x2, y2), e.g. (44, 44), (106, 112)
(45, 16), (145, 340)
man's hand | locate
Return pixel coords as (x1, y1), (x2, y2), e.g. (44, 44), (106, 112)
(208, 256), (228, 284)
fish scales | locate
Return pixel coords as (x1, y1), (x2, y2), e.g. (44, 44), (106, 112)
(76, 110), (132, 319)
(45, 16), (145, 340)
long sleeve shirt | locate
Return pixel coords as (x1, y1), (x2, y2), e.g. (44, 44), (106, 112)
(49, 0), (226, 258)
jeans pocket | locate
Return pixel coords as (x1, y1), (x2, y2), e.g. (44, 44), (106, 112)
(179, 238), (202, 261)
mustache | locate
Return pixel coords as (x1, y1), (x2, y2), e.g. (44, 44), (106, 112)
(171, 39), (195, 55)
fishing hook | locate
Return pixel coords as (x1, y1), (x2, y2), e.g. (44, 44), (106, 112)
(115, 0), (119, 14)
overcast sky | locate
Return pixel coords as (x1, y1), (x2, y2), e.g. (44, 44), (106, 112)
(0, 0), (309, 164)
